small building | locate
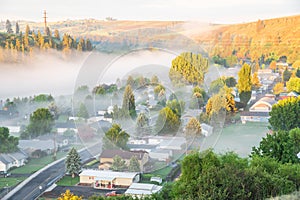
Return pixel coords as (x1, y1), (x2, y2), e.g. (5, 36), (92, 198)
(201, 123), (213, 137)
(125, 183), (162, 197)
(99, 150), (149, 172)
(55, 122), (77, 134)
(79, 169), (139, 189)
(0, 151), (28, 172)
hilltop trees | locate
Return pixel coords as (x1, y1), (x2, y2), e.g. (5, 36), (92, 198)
(21, 108), (54, 139)
(237, 63), (252, 106)
(0, 127), (19, 153)
(169, 52), (209, 86)
(269, 97), (300, 131)
(65, 147), (82, 178)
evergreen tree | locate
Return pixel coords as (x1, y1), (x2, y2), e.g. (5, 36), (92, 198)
(0, 127), (19, 153)
(45, 27), (51, 37)
(15, 22), (19, 34)
(122, 85), (136, 118)
(5, 19), (13, 33)
(136, 113), (150, 135)
(65, 147), (82, 178)
(86, 39), (93, 51)
(283, 68), (292, 83)
(77, 103), (89, 119)
(111, 155), (126, 171)
(128, 156), (140, 172)
(54, 29), (60, 39)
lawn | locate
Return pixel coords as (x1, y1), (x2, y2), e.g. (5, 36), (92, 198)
(56, 175), (79, 186)
(10, 152), (66, 174)
(201, 122), (269, 157)
(0, 177), (26, 189)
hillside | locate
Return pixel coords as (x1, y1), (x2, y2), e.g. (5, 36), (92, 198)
(194, 15), (300, 64)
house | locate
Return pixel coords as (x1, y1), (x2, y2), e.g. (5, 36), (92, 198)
(148, 149), (172, 162)
(279, 91), (299, 100)
(125, 183), (162, 197)
(79, 169), (139, 189)
(240, 96), (277, 123)
(156, 137), (186, 151)
(0, 151), (28, 172)
(18, 139), (56, 157)
(201, 123), (213, 137)
(99, 150), (149, 172)
(55, 122), (77, 134)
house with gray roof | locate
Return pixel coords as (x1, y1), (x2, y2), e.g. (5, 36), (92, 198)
(0, 151), (28, 172)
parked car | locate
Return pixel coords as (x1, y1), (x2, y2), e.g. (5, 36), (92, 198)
(105, 191), (117, 197)
(0, 171), (11, 177)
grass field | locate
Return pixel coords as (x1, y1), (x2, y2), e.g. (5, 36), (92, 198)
(201, 122), (269, 157)
(10, 152), (66, 174)
(56, 176), (79, 186)
(0, 177), (26, 189)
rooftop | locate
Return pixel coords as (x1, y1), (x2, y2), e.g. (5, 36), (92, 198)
(100, 149), (148, 160)
(79, 169), (138, 179)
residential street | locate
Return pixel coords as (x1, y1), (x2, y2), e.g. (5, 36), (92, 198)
(3, 143), (102, 200)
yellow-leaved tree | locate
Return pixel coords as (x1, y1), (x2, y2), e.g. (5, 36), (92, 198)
(57, 190), (82, 200)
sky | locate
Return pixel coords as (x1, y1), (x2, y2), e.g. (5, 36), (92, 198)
(0, 0), (299, 23)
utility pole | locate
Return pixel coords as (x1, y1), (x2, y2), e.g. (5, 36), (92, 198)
(43, 10), (47, 35)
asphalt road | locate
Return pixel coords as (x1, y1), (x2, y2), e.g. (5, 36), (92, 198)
(5, 143), (102, 200)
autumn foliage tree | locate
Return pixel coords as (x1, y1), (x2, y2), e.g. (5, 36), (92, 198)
(237, 63), (252, 106)
(169, 52), (209, 86)
(273, 82), (285, 95)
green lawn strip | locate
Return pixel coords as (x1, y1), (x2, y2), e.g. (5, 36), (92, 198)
(56, 175), (79, 186)
(142, 165), (173, 182)
(10, 152), (66, 174)
(0, 177), (26, 189)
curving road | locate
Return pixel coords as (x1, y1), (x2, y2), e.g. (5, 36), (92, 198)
(4, 143), (101, 200)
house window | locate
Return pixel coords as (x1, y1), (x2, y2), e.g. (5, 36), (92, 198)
(89, 176), (94, 180)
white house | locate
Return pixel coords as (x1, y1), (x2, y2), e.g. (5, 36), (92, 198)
(0, 151), (28, 172)
(201, 123), (213, 137)
(149, 149), (172, 162)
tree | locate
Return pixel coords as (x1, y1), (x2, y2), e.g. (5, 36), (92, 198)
(151, 75), (159, 84)
(65, 147), (82, 178)
(86, 39), (93, 51)
(282, 68), (292, 83)
(292, 60), (300, 69)
(122, 85), (136, 118)
(166, 99), (185, 118)
(136, 113), (150, 135)
(209, 78), (225, 94)
(251, 128), (300, 164)
(296, 68), (300, 78)
(273, 82), (285, 95)
(286, 77), (300, 93)
(111, 155), (126, 171)
(5, 20), (13, 33)
(105, 124), (129, 150)
(15, 22), (19, 34)
(54, 29), (60, 39)
(269, 60), (277, 71)
(155, 107), (180, 135)
(128, 156), (140, 172)
(269, 97), (300, 131)
(237, 63), (252, 106)
(33, 94), (54, 102)
(154, 84), (165, 98)
(58, 190), (82, 200)
(169, 52), (209, 86)
(22, 108), (54, 138)
(224, 76), (237, 88)
(251, 72), (262, 90)
(0, 127), (19, 153)
(185, 117), (201, 136)
(77, 103), (89, 119)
